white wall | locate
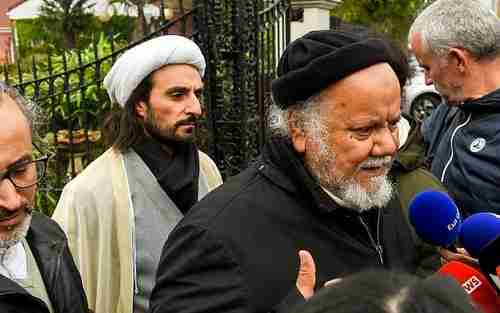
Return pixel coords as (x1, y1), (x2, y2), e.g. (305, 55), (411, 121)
(290, 7), (331, 42)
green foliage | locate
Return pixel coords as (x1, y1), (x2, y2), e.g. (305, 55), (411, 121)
(16, 16), (133, 59)
(331, 0), (429, 45)
(109, 0), (156, 39)
(5, 33), (125, 216)
(19, 33), (120, 129)
(38, 0), (96, 50)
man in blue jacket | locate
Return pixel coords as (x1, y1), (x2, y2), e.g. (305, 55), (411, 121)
(408, 0), (500, 215)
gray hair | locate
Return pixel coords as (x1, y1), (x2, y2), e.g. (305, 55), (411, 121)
(409, 0), (500, 59)
(268, 93), (326, 139)
(0, 81), (43, 137)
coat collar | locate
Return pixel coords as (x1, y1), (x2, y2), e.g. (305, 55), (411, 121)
(461, 88), (500, 113)
(260, 136), (354, 215)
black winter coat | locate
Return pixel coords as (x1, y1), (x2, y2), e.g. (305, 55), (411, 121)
(0, 274), (49, 313)
(0, 212), (89, 313)
(149, 138), (419, 313)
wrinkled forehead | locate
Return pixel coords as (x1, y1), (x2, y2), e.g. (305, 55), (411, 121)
(0, 98), (32, 169)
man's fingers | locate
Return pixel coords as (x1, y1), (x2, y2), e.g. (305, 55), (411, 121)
(296, 250), (316, 300)
(439, 247), (479, 267)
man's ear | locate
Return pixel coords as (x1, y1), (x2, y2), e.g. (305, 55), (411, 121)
(288, 111), (306, 154)
(448, 48), (469, 74)
(136, 101), (147, 119)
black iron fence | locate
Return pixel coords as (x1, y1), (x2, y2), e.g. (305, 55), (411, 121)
(1, 0), (291, 216)
(257, 1), (291, 147)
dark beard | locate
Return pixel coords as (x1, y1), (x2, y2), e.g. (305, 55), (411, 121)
(0, 206), (32, 221)
(143, 109), (197, 145)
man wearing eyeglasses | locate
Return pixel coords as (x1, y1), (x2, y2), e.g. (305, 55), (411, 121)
(0, 82), (89, 313)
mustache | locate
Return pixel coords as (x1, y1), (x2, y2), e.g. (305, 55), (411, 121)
(175, 116), (198, 127)
(358, 156), (393, 170)
(0, 207), (33, 221)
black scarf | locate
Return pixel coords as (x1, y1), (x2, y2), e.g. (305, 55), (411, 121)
(132, 137), (199, 214)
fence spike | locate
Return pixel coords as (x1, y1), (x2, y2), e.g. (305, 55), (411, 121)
(3, 64), (9, 84)
(31, 55), (38, 81)
(109, 31), (116, 63)
(47, 53), (54, 98)
(77, 49), (83, 68)
(93, 40), (99, 60)
(32, 55), (40, 99)
(47, 53), (53, 75)
(16, 60), (23, 84)
(62, 51), (68, 72)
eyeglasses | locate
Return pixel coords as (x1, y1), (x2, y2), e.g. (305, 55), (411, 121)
(0, 143), (50, 189)
(0, 156), (49, 189)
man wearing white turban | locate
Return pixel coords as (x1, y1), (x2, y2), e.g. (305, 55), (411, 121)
(52, 35), (222, 313)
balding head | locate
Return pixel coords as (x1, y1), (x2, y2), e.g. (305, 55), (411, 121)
(0, 82), (36, 135)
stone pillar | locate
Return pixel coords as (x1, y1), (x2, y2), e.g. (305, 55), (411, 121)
(290, 0), (340, 42)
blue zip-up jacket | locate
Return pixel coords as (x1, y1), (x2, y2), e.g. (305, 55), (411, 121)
(422, 89), (500, 215)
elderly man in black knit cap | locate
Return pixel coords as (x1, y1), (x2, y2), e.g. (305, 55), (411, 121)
(149, 28), (421, 313)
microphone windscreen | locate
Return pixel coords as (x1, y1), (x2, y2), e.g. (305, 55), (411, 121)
(460, 213), (500, 258)
(438, 261), (499, 313)
(409, 190), (461, 247)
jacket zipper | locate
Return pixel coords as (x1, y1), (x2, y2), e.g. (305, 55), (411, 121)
(358, 208), (384, 265)
(441, 113), (471, 182)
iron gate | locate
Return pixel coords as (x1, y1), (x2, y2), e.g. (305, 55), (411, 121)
(195, 0), (291, 177)
(1, 0), (291, 215)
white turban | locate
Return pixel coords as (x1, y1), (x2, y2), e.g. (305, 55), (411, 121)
(103, 35), (206, 107)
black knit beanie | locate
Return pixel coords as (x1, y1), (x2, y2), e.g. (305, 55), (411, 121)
(271, 29), (408, 109)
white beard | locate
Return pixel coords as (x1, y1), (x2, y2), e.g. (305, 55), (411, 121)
(335, 174), (394, 212)
(307, 135), (394, 212)
(0, 213), (32, 255)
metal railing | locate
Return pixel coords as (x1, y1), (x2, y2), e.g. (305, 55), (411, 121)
(1, 0), (291, 216)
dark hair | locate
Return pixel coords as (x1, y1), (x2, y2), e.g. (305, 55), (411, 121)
(102, 74), (153, 152)
(291, 269), (477, 313)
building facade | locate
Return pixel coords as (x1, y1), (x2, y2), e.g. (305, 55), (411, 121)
(0, 0), (23, 64)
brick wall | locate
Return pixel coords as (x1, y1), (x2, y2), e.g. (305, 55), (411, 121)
(0, 0), (24, 64)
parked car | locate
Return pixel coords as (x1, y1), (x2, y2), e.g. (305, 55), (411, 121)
(403, 56), (443, 122)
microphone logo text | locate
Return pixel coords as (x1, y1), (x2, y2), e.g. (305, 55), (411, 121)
(462, 276), (482, 294)
(446, 211), (460, 231)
